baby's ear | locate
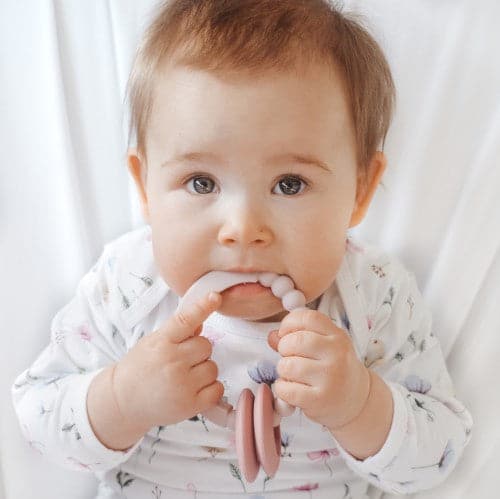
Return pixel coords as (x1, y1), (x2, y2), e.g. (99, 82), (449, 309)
(349, 151), (387, 228)
(127, 148), (150, 223)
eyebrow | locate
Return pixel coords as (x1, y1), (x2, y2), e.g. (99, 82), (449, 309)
(161, 151), (332, 172)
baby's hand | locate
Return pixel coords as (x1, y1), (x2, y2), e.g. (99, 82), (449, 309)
(113, 291), (224, 430)
(268, 309), (370, 431)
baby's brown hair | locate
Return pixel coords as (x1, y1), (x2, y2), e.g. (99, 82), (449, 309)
(126, 0), (395, 188)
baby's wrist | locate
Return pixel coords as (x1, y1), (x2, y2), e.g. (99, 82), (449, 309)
(111, 362), (152, 435)
(327, 370), (394, 460)
(88, 364), (150, 451)
(327, 366), (372, 432)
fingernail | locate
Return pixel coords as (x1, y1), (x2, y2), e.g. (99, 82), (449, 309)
(268, 330), (279, 351)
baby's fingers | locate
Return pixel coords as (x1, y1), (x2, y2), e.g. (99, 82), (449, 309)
(178, 335), (213, 367)
(274, 379), (315, 409)
(277, 331), (324, 360)
(190, 360), (219, 391)
(195, 380), (225, 413)
(166, 292), (221, 343)
(277, 356), (317, 386)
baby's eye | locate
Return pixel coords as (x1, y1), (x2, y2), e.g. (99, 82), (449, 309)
(186, 175), (217, 195)
(273, 175), (308, 196)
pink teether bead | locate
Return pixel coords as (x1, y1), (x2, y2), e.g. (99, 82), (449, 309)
(235, 389), (259, 483)
(270, 275), (294, 298)
(254, 384), (281, 478)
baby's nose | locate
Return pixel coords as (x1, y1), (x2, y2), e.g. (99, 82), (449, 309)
(218, 226), (271, 246)
(217, 206), (272, 246)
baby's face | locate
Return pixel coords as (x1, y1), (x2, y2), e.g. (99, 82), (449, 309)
(130, 62), (364, 322)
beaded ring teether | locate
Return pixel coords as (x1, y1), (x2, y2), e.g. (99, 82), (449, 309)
(177, 270), (308, 482)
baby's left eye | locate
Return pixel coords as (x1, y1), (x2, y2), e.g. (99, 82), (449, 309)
(273, 175), (308, 196)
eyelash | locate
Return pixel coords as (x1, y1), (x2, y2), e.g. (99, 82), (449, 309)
(183, 173), (310, 196)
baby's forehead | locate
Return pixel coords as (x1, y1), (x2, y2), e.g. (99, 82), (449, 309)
(150, 61), (350, 125)
(141, 60), (358, 168)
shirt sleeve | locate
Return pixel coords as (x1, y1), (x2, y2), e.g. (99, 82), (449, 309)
(11, 245), (144, 473)
(334, 264), (473, 495)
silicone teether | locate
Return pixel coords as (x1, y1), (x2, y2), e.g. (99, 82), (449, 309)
(177, 269), (307, 482)
(235, 389), (259, 482)
(177, 270), (307, 313)
(254, 383), (281, 477)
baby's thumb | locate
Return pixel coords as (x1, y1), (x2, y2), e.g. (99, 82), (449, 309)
(168, 291), (221, 343)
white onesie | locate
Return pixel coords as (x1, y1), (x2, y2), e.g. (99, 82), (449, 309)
(12, 224), (473, 498)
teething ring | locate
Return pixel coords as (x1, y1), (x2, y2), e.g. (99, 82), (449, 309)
(181, 269), (307, 481)
(235, 389), (259, 482)
(254, 383), (281, 477)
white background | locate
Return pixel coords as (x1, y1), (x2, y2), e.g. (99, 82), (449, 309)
(1, 1), (499, 498)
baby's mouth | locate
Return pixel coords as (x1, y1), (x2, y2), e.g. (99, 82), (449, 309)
(178, 270), (306, 313)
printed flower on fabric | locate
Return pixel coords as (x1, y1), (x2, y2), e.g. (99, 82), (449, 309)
(404, 374), (432, 394)
(77, 323), (92, 342)
(66, 457), (95, 472)
(186, 483), (198, 495)
(201, 445), (226, 458)
(229, 463), (248, 493)
(53, 323), (92, 344)
(129, 272), (154, 288)
(116, 470), (135, 490)
(293, 482), (319, 491)
(406, 393), (436, 422)
(202, 325), (226, 346)
(248, 359), (278, 386)
(152, 484), (162, 499)
(367, 315), (374, 332)
(371, 263), (390, 279)
(22, 424), (44, 455)
(307, 448), (339, 476)
(281, 432), (293, 457)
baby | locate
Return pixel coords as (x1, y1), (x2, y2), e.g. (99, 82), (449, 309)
(12, 0), (473, 498)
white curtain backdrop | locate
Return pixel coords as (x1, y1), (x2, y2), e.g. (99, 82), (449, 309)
(1, 1), (499, 498)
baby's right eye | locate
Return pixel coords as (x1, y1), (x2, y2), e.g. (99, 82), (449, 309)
(185, 175), (217, 195)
